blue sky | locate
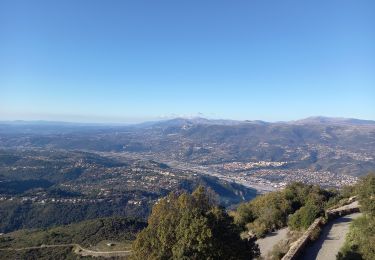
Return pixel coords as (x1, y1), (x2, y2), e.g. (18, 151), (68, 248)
(0, 0), (374, 123)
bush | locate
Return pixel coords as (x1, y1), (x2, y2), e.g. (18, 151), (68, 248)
(268, 240), (289, 260)
(234, 190), (292, 236)
(233, 203), (255, 229)
(246, 219), (268, 238)
(357, 173), (375, 216)
(288, 202), (321, 230)
(234, 182), (335, 236)
(337, 215), (375, 260)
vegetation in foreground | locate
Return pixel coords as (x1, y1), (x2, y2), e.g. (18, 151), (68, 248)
(232, 182), (344, 237)
(131, 186), (260, 260)
(0, 246), (82, 260)
(0, 217), (146, 260)
(337, 173), (375, 260)
(2, 176), (373, 260)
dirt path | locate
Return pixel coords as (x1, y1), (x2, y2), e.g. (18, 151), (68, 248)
(299, 212), (362, 260)
(0, 243), (132, 258)
(74, 244), (131, 257)
(257, 227), (289, 258)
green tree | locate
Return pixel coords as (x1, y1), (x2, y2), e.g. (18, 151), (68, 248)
(288, 202), (321, 230)
(234, 190), (293, 237)
(232, 202), (255, 228)
(234, 182), (336, 236)
(131, 186), (259, 260)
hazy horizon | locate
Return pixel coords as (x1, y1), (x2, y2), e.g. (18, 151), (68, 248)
(1, 115), (375, 125)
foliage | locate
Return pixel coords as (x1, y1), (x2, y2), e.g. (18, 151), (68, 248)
(178, 175), (257, 206)
(0, 179), (54, 195)
(337, 215), (375, 260)
(233, 182), (334, 236)
(324, 185), (357, 210)
(0, 246), (87, 260)
(268, 240), (289, 260)
(0, 216), (146, 249)
(284, 182), (332, 210)
(233, 202), (255, 227)
(246, 191), (292, 237)
(341, 185), (357, 199)
(287, 202), (321, 230)
(131, 186), (259, 260)
(0, 198), (149, 233)
(356, 173), (375, 216)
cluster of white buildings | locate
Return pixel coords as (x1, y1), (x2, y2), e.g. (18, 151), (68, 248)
(223, 161), (287, 171)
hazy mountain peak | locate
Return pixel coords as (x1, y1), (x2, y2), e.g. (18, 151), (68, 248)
(292, 116), (375, 125)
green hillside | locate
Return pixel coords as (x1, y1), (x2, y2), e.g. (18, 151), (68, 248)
(0, 216), (146, 249)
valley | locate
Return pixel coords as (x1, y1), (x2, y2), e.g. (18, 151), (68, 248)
(0, 117), (374, 259)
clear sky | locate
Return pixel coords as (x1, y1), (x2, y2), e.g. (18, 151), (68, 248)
(0, 0), (374, 123)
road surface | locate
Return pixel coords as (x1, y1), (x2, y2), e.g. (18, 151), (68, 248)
(299, 212), (362, 260)
(257, 227), (289, 258)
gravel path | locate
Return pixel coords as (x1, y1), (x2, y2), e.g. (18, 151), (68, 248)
(0, 243), (132, 258)
(257, 227), (289, 258)
(299, 212), (362, 260)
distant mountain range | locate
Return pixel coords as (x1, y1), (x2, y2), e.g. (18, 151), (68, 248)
(138, 116), (375, 131)
(0, 116), (374, 239)
(292, 116), (375, 126)
(1, 116), (375, 127)
(0, 116), (374, 177)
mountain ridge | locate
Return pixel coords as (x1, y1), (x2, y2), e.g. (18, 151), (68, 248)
(1, 116), (374, 127)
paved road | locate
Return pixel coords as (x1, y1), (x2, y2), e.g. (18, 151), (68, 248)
(299, 212), (362, 260)
(257, 227), (289, 258)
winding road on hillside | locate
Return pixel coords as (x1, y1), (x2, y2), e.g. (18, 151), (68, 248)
(299, 212), (362, 260)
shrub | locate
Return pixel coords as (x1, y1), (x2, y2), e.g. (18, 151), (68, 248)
(288, 202), (321, 230)
(357, 173), (375, 216)
(268, 240), (289, 260)
(235, 182), (336, 236)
